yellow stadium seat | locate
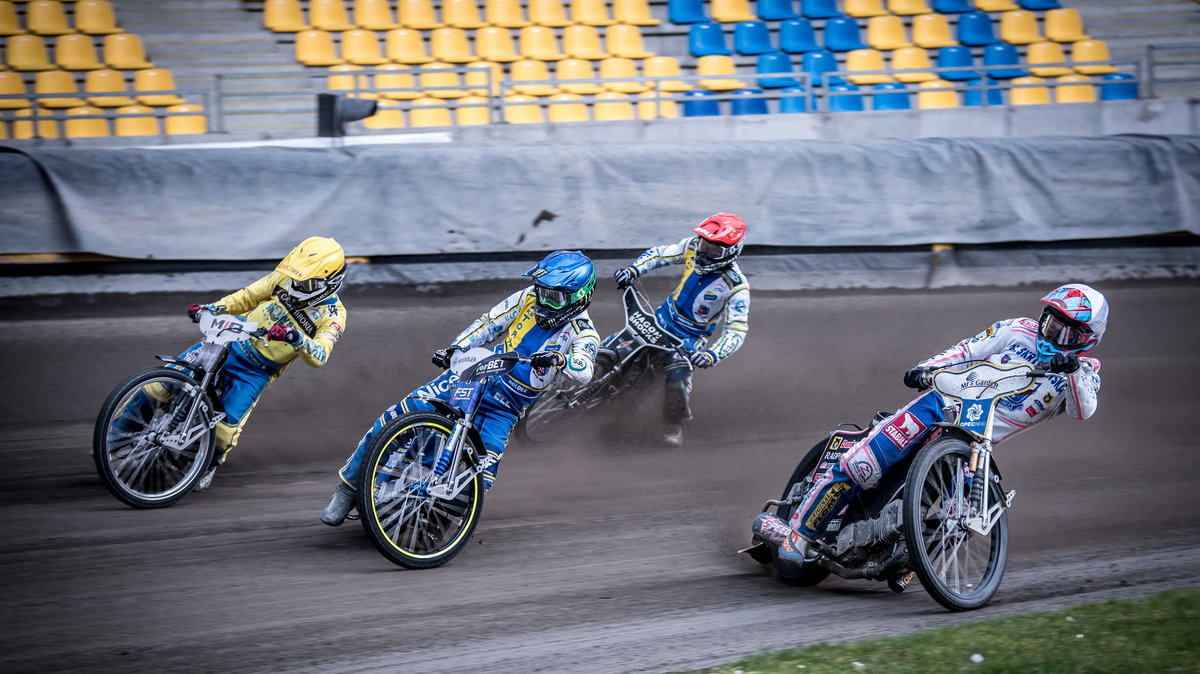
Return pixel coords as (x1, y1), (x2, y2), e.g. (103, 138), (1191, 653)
(384, 28), (433, 63)
(697, 54), (743, 90)
(463, 59), (502, 95)
(418, 61), (468, 97)
(607, 23), (653, 58)
(55, 34), (105, 70)
(1072, 39), (1117, 75)
(133, 67), (185, 105)
(911, 14), (956, 49)
(546, 92), (588, 122)
(509, 58), (558, 95)
(374, 63), (420, 99)
(528, 0), (571, 27)
(342, 29), (390, 65)
(562, 24), (609, 60)
(295, 29), (345, 66)
(454, 94), (491, 125)
(612, 0), (659, 26)
(1010, 75), (1049, 105)
(103, 32), (153, 68)
(571, 0), (615, 26)
(327, 63), (370, 97)
(484, 0), (530, 28)
(408, 96), (452, 126)
(263, 0), (309, 32)
(13, 107), (60, 138)
(503, 94), (543, 123)
(114, 104), (159, 136)
(0, 2), (23, 37)
(592, 90), (633, 120)
(1044, 8), (1088, 43)
(164, 103), (206, 134)
(397, 0), (443, 30)
(362, 99), (406, 127)
(916, 79), (958, 108)
(354, 0), (400, 30)
(442, 0), (486, 28)
(556, 57), (605, 94)
(0, 71), (32, 108)
(74, 1), (122, 35)
(975, 0), (1017, 10)
(35, 69), (84, 107)
(888, 0), (931, 16)
(637, 90), (677, 119)
(1055, 74), (1095, 103)
(846, 49), (892, 85)
(999, 10), (1040, 45)
(643, 55), (690, 91)
(7, 35), (56, 70)
(309, 0), (354, 31)
(64, 105), (109, 137)
(844, 0), (886, 19)
(866, 15), (911, 50)
(598, 56), (649, 93)
(84, 67), (136, 106)
(519, 25), (565, 60)
(1027, 41), (1070, 77)
(476, 26), (520, 62)
(711, 0), (755, 22)
(26, 1), (73, 36)
(430, 27), (475, 62)
(891, 47), (936, 83)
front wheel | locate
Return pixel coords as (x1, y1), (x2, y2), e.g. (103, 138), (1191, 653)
(903, 437), (1009, 611)
(357, 412), (485, 569)
(92, 367), (216, 508)
(771, 439), (833, 587)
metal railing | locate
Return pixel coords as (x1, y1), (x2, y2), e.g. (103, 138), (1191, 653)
(1144, 42), (1200, 99)
(0, 89), (214, 140)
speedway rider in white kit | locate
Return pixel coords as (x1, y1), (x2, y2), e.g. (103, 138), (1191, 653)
(753, 284), (1109, 563)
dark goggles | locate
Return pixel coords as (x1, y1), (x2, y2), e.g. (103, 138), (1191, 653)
(1040, 311), (1092, 348)
(536, 285), (585, 310)
(292, 277), (328, 294)
(696, 238), (735, 263)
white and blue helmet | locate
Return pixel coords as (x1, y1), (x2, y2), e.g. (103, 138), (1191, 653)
(524, 250), (596, 329)
(1036, 283), (1109, 361)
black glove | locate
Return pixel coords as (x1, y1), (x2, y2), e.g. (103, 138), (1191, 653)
(432, 346), (458, 369)
(187, 304), (205, 322)
(267, 325), (299, 344)
(1048, 352), (1080, 374)
(903, 367), (933, 390)
(529, 351), (566, 369)
(689, 349), (716, 369)
(613, 267), (638, 289)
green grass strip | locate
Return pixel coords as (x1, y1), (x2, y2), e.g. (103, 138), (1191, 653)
(676, 587), (1200, 674)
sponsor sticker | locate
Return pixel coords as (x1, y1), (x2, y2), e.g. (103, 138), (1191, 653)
(805, 482), (850, 532)
(882, 412), (927, 448)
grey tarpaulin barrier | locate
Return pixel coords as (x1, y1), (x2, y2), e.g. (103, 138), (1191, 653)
(1, 135), (1197, 260)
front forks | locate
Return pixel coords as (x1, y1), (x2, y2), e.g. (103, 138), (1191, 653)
(962, 444), (1014, 536)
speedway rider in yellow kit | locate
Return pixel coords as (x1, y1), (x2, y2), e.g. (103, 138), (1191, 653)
(183, 236), (347, 490)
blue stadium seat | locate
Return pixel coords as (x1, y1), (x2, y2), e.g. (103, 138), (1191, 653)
(983, 43), (1027, 79)
(936, 45), (978, 81)
(932, 0), (973, 12)
(1099, 72), (1138, 101)
(689, 21), (732, 56)
(872, 82), (911, 110)
(757, 0), (799, 21)
(779, 85), (810, 112)
(802, 49), (846, 86)
(963, 78), (1004, 106)
(779, 19), (821, 54)
(1019, 0), (1061, 9)
(827, 83), (864, 111)
(756, 52), (800, 88)
(682, 89), (721, 115)
(734, 21), (777, 55)
(669, 0), (709, 24)
(731, 87), (769, 115)
(823, 17), (868, 52)
(802, 0), (843, 20)
(956, 11), (1000, 47)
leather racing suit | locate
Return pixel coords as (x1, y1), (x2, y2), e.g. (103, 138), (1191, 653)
(790, 316), (1102, 539)
(337, 286), (600, 489)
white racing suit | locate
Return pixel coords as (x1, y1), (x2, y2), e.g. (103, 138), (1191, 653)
(790, 316), (1102, 539)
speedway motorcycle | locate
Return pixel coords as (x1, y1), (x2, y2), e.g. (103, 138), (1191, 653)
(93, 311), (268, 508)
(741, 360), (1047, 611)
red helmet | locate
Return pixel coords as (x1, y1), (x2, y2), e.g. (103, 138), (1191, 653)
(692, 213), (746, 274)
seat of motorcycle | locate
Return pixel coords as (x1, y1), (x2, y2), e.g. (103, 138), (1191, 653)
(870, 410), (894, 427)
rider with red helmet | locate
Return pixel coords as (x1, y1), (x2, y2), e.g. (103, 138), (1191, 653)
(613, 213), (751, 446)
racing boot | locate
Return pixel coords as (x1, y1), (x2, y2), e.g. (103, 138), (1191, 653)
(663, 423), (684, 447)
(320, 482), (357, 526)
(751, 512), (813, 564)
(192, 466), (217, 492)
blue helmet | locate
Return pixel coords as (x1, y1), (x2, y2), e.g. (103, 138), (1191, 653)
(524, 250), (596, 329)
(1036, 283), (1109, 361)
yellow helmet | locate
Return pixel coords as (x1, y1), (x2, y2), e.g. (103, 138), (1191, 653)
(276, 236), (346, 306)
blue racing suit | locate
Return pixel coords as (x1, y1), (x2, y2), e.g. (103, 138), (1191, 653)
(338, 286), (600, 489)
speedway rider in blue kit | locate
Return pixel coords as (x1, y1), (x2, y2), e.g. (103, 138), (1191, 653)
(320, 250), (601, 526)
(752, 284), (1109, 564)
(613, 213), (750, 446)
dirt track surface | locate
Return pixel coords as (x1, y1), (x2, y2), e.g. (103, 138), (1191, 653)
(2, 279), (1199, 673)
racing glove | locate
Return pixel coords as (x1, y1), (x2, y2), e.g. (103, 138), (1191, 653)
(187, 304), (208, 322)
(903, 367), (933, 390)
(613, 267), (638, 289)
(689, 349), (716, 369)
(1048, 352), (1081, 374)
(529, 351), (566, 369)
(432, 346), (459, 369)
(267, 325), (300, 344)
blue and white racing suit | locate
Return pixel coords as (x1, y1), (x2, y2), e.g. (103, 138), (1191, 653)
(338, 286), (600, 489)
(627, 236), (750, 424)
(790, 317), (1102, 539)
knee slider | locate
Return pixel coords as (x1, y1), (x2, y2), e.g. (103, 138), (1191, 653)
(840, 442), (883, 489)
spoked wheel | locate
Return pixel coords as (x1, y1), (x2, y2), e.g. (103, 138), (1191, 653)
(357, 413), (485, 569)
(903, 437), (1009, 611)
(517, 388), (586, 444)
(92, 367), (215, 508)
(771, 439), (833, 587)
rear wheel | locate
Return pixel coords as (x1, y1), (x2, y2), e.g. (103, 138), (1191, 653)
(903, 437), (1009, 611)
(92, 367), (215, 508)
(771, 439), (832, 587)
(357, 413), (485, 569)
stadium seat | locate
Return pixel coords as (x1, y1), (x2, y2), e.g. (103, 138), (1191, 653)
(916, 78), (958, 108)
(962, 77), (1003, 105)
(103, 32), (153, 68)
(697, 54), (744, 90)
(956, 12), (999, 47)
(13, 107), (60, 139)
(295, 30), (345, 66)
(354, 0), (400, 30)
(778, 85), (809, 112)
(824, 17), (867, 52)
(397, 0), (443, 30)
(1099, 72), (1137, 101)
(134, 68), (185, 105)
(309, 0), (354, 31)
(74, 1), (123, 35)
(0, 71), (32, 109)
(563, 24), (610, 59)
(983, 43), (1026, 79)
(1010, 75), (1049, 105)
(730, 87), (767, 114)
(936, 45), (976, 81)
(454, 95), (491, 125)
(613, 0), (660, 26)
(911, 14), (956, 49)
(328, 64), (369, 98)
(1019, 0), (1061, 9)
(975, 0), (1017, 10)
(343, 29), (391, 65)
(1072, 40), (1117, 75)
(556, 57), (604, 93)
(0, 2), (24, 38)
(546, 92), (588, 121)
(7, 35), (56, 70)
(681, 88), (720, 116)
(26, 1), (72, 36)
(931, 0), (972, 12)
(476, 26), (520, 62)
(888, 0), (931, 15)
(64, 105), (109, 137)
(528, 0), (572, 27)
(1027, 41), (1071, 77)
(844, 0), (886, 19)
(519, 25), (565, 60)
(711, 0), (755, 23)
(668, 0), (708, 24)
(55, 34), (105, 70)
(643, 56), (691, 91)
(114, 104), (159, 136)
(801, 49), (845, 86)
(263, 0), (308, 32)
(1054, 74), (1095, 103)
(374, 63), (420, 99)
(733, 21), (775, 56)
(442, 0), (486, 29)
(84, 67), (135, 106)
(362, 99), (406, 128)
(164, 103), (206, 134)
(463, 59), (502, 96)
(607, 23), (653, 58)
(636, 90), (678, 119)
(802, 0), (843, 20)
(779, 19), (819, 54)
(509, 58), (558, 95)
(891, 47), (936, 83)
(866, 15), (911, 50)
(385, 28), (433, 63)
(690, 21), (731, 56)
(35, 69), (85, 107)
(592, 90), (634, 120)
(485, 0), (531, 28)
(756, 52), (799, 88)
(429, 27), (475, 63)
(409, 97), (452, 126)
(999, 10), (1041, 45)
(826, 83), (863, 111)
(599, 56), (649, 93)
(419, 61), (469, 97)
(756, 0), (797, 21)
(1044, 8), (1088, 43)
(872, 81), (911, 109)
(503, 94), (544, 123)
(571, 0), (615, 26)
(846, 48), (891, 84)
